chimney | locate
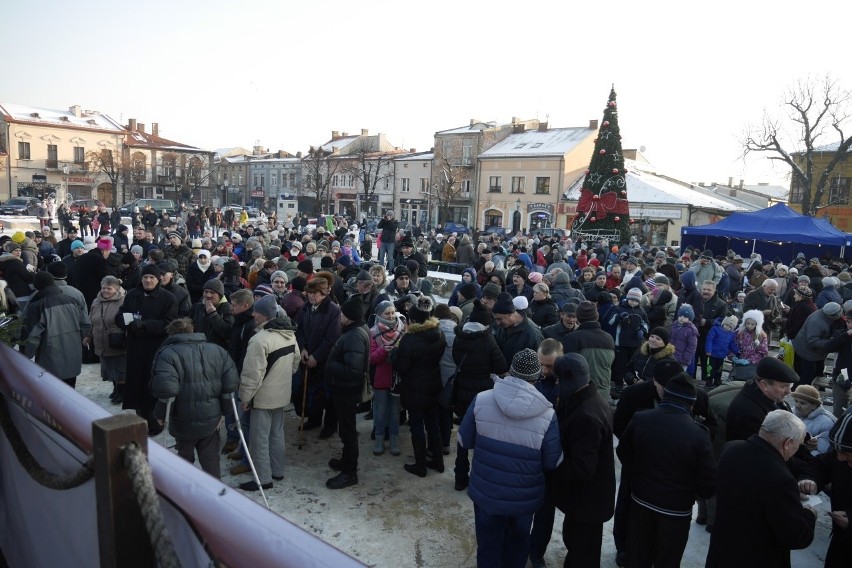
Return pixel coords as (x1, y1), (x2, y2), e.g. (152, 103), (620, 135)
(589, 119), (598, 130)
(739, 179), (744, 189)
(69, 105), (82, 118)
(341, 132), (348, 137)
(331, 131), (340, 140)
(138, 123), (146, 133)
(698, 182), (705, 187)
(296, 151), (302, 158)
(361, 128), (369, 136)
(410, 148), (416, 153)
(253, 145), (264, 155)
(152, 123), (159, 137)
(511, 116), (520, 125)
(728, 176), (733, 187)
(538, 122), (548, 132)
(470, 118), (479, 126)
(128, 118), (137, 131)
(514, 123), (526, 134)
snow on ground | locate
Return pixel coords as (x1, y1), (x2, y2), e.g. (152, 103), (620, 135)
(75, 364), (832, 567)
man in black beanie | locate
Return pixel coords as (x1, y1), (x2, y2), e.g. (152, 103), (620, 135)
(492, 291), (544, 366)
(325, 296), (370, 489)
(564, 300), (615, 402)
(617, 373), (717, 568)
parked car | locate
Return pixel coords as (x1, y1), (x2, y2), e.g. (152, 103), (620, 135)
(442, 222), (471, 235)
(0, 197), (40, 216)
(533, 227), (569, 242)
(69, 199), (105, 219)
(117, 198), (178, 216)
(481, 226), (507, 237)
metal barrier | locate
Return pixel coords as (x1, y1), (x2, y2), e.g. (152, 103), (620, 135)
(0, 345), (363, 568)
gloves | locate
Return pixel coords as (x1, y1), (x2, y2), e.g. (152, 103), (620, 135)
(732, 358), (750, 366)
(128, 319), (146, 336)
(25, 264), (36, 273)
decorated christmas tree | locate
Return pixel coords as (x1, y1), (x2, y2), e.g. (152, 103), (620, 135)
(571, 86), (631, 244)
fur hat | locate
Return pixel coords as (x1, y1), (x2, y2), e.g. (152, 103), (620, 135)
(755, 356), (799, 383)
(510, 348), (541, 382)
(407, 295), (434, 324)
(491, 292), (516, 315)
(254, 295), (278, 319)
(341, 296), (365, 322)
(576, 301), (598, 323)
(393, 265), (412, 280)
(740, 309), (765, 331)
(305, 276), (329, 295)
(203, 278), (225, 298)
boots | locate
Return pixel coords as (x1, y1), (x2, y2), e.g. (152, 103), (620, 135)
(389, 436), (401, 456)
(373, 434), (385, 456)
(404, 441), (427, 477)
(111, 383), (124, 405)
(427, 439), (444, 473)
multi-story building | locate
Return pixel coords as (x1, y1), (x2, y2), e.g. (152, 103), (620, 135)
(432, 118), (540, 228)
(788, 143), (852, 230)
(123, 119), (215, 206)
(0, 103), (125, 205)
(393, 151), (433, 229)
(477, 122), (597, 233)
(248, 156), (302, 210)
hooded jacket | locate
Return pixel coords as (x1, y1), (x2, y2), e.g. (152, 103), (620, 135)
(391, 317), (446, 410)
(239, 316), (299, 409)
(459, 376), (562, 516)
(150, 332), (239, 439)
(21, 286), (87, 379)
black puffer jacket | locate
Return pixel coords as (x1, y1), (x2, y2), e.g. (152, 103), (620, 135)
(626, 342), (676, 383)
(529, 298), (559, 328)
(326, 320), (370, 391)
(391, 318), (445, 410)
(186, 262), (216, 304)
(0, 254), (34, 298)
(150, 332), (239, 439)
(452, 325), (508, 417)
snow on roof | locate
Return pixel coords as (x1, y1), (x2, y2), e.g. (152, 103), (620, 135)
(394, 152), (434, 161)
(740, 184), (789, 200)
(247, 157), (301, 164)
(320, 135), (359, 152)
(436, 122), (497, 135)
(0, 102), (124, 131)
(809, 142), (852, 153)
(563, 168), (757, 212)
(480, 127), (594, 158)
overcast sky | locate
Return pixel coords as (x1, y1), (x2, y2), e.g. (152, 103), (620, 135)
(4, 0), (850, 188)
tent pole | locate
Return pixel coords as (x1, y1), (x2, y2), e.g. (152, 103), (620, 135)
(752, 240), (757, 255)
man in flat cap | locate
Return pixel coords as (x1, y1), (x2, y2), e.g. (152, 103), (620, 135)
(726, 356), (800, 443)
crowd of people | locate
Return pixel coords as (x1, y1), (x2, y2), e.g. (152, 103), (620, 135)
(1, 203), (852, 567)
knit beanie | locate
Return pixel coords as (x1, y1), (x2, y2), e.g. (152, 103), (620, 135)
(407, 295), (434, 324)
(341, 296), (364, 322)
(459, 283), (477, 300)
(270, 270), (288, 283)
(290, 276), (307, 292)
(469, 299), (493, 326)
(254, 295), (278, 319)
(253, 284), (274, 298)
(828, 411), (852, 452)
(649, 326), (670, 344)
(491, 292), (516, 315)
(663, 374), (698, 405)
(374, 300), (394, 317)
(576, 301), (598, 323)
(653, 359), (684, 386)
(481, 282), (502, 299)
(626, 288), (643, 301)
(554, 353), (591, 399)
(510, 348), (541, 382)
(677, 304), (695, 320)
(297, 259), (314, 274)
(320, 256), (335, 269)
(203, 278), (225, 298)
(33, 271), (55, 290)
(141, 264), (162, 278)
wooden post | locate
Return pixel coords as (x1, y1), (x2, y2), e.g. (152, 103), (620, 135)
(92, 414), (152, 568)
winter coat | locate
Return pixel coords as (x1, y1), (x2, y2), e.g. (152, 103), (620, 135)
(89, 286), (126, 357)
(735, 327), (769, 365)
(706, 435), (816, 568)
(800, 446), (852, 567)
(116, 284), (178, 412)
(626, 343), (676, 384)
(326, 321), (370, 391)
(391, 318), (446, 410)
(369, 327), (401, 391)
(163, 244), (195, 277)
(161, 280), (191, 318)
(678, 271), (704, 325)
(792, 309), (836, 362)
(448, 268), (480, 306)
(0, 254), (34, 298)
(442, 242), (456, 262)
(816, 284), (843, 310)
(613, 378), (717, 440)
(149, 333), (239, 439)
(281, 290), (306, 321)
(542, 320), (577, 348)
(494, 313), (544, 366)
(549, 385), (615, 523)
(455, 238), (475, 265)
(610, 302), (649, 348)
(529, 298), (559, 328)
(699, 294), (728, 331)
(670, 320), (699, 367)
(239, 317), (299, 409)
(800, 406), (837, 455)
(617, 403), (716, 516)
(295, 296), (341, 366)
(377, 217), (398, 245)
(726, 380), (793, 443)
(437, 318), (458, 384)
(705, 320), (739, 359)
(75, 248), (123, 309)
(452, 323), (509, 417)
(21, 286), (87, 379)
(643, 290), (673, 330)
(459, 376), (562, 516)
(508, 283), (534, 302)
(186, 261), (216, 304)
(563, 321), (615, 399)
(784, 298), (817, 340)
(189, 296), (234, 348)
(689, 259), (723, 287)
(549, 282), (586, 309)
(227, 307), (257, 373)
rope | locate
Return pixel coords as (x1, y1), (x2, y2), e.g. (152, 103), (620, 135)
(122, 443), (181, 568)
(0, 393), (94, 489)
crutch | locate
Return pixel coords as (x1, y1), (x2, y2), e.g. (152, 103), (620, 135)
(297, 365), (309, 450)
(226, 394), (270, 509)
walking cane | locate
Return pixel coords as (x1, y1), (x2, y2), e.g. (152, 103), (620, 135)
(161, 398), (173, 448)
(297, 365), (309, 450)
(227, 394), (270, 509)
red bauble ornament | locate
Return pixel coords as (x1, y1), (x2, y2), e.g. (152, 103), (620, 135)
(623, 169), (628, 174)
(602, 121), (610, 127)
(629, 218), (635, 224)
(620, 190), (627, 196)
(614, 216), (620, 222)
(599, 149), (606, 155)
(608, 101), (616, 107)
(612, 168), (619, 174)
(593, 194), (600, 200)
(590, 217), (597, 222)
(585, 169), (590, 175)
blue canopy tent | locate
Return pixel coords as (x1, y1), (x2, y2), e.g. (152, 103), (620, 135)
(681, 203), (852, 263)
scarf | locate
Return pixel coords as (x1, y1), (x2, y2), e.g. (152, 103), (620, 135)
(372, 314), (405, 348)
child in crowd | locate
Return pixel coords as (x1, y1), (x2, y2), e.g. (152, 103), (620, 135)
(704, 315), (739, 387)
(671, 304), (699, 374)
(732, 310), (769, 380)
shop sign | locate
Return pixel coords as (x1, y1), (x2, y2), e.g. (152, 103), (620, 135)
(630, 207), (681, 220)
(250, 188), (265, 197)
(526, 202), (554, 214)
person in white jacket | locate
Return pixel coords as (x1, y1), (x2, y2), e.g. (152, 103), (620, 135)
(792, 384), (837, 455)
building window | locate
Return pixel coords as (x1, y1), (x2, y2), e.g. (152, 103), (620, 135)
(829, 177), (851, 205)
(489, 176), (502, 193)
(535, 176), (551, 194)
(462, 139), (473, 165)
(73, 146), (85, 164)
(461, 179), (471, 193)
(442, 139), (451, 158)
(420, 178), (429, 192)
(47, 144), (58, 168)
(333, 175), (339, 187)
(271, 173), (278, 187)
(253, 174), (259, 187)
(511, 176), (525, 194)
(289, 173), (296, 187)
(401, 178), (410, 193)
(18, 141), (30, 160)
